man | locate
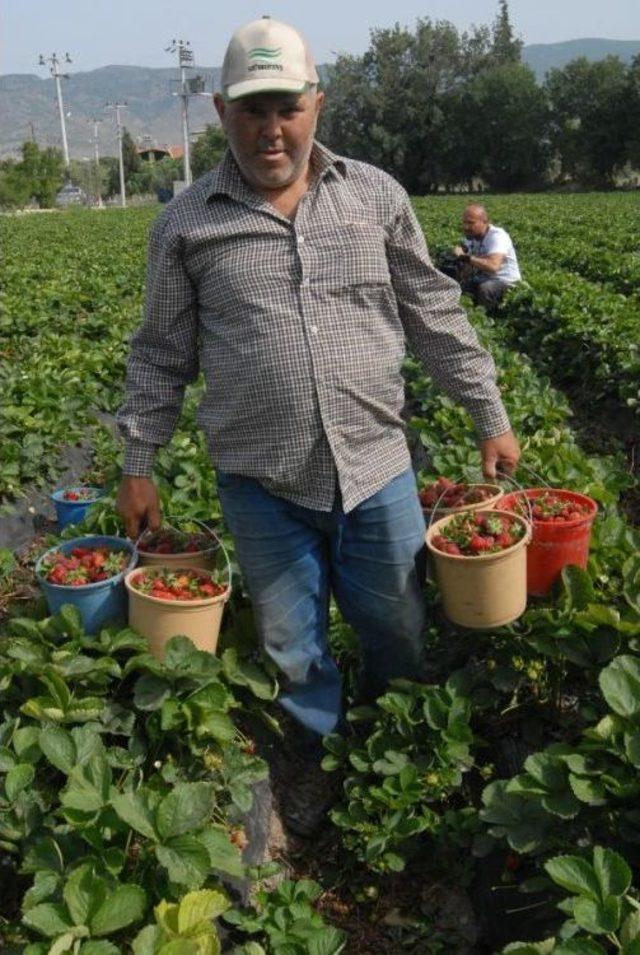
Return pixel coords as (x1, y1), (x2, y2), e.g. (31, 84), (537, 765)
(116, 17), (520, 835)
(453, 204), (522, 313)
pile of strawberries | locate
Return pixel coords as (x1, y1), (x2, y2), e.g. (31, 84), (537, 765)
(137, 528), (210, 555)
(419, 476), (496, 510)
(511, 491), (592, 523)
(131, 568), (226, 602)
(40, 546), (130, 586)
(62, 488), (99, 502)
(432, 511), (525, 557)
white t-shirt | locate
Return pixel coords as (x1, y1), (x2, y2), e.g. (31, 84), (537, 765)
(466, 225), (521, 285)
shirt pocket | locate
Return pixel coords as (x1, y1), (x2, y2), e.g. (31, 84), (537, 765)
(306, 222), (391, 290)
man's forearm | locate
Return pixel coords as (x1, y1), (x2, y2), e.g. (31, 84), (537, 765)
(466, 254), (500, 274)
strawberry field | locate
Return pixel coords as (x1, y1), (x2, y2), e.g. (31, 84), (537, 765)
(1, 193), (639, 954)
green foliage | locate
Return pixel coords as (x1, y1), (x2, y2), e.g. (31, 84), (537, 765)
(0, 142), (65, 209)
(323, 679), (474, 872)
(191, 126), (227, 180)
(224, 880), (346, 954)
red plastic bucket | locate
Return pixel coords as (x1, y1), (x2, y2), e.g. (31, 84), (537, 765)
(501, 489), (597, 596)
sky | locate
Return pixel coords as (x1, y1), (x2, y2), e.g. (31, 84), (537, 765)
(2, 0), (639, 76)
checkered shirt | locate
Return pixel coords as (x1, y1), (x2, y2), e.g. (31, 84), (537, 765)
(117, 141), (511, 513)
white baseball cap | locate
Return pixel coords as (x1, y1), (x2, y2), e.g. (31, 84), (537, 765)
(221, 16), (319, 101)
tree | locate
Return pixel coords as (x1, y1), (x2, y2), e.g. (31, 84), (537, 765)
(459, 64), (550, 190)
(127, 158), (183, 196)
(121, 127), (140, 179)
(491, 0), (523, 65)
(191, 125), (227, 179)
(624, 54), (640, 170)
(17, 141), (65, 207)
(546, 56), (631, 187)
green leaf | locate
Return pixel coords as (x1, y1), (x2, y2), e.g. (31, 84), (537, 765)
(198, 827), (244, 879)
(63, 863), (103, 927)
(502, 944), (555, 955)
(568, 775), (608, 806)
(561, 565), (595, 611)
(39, 726), (77, 774)
(157, 941), (200, 955)
(22, 871), (61, 911)
(592, 846), (631, 898)
(544, 855), (600, 902)
(90, 884), (147, 936)
(5, 762), (35, 801)
(13, 726), (42, 763)
(41, 671), (72, 711)
(599, 656), (640, 719)
(177, 888), (230, 932)
(60, 754), (111, 813)
(131, 925), (162, 955)
(307, 927), (347, 955)
(134, 675), (172, 711)
(22, 902), (74, 937)
(555, 942), (607, 954)
(59, 604), (85, 638)
(155, 783), (215, 841)
(156, 836), (211, 886)
(79, 942), (121, 955)
(221, 648), (276, 700)
(0, 745), (16, 771)
(574, 895), (621, 934)
(111, 790), (158, 840)
(622, 911), (640, 945)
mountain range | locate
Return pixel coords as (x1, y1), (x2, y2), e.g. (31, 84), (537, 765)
(1, 38), (639, 160)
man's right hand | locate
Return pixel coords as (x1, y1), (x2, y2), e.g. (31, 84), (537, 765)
(116, 476), (162, 540)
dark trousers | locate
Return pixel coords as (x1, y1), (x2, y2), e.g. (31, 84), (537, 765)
(461, 274), (510, 314)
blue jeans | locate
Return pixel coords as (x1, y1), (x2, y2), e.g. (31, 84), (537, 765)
(217, 469), (427, 737)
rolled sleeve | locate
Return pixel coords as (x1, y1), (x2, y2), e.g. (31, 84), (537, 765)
(386, 195), (511, 439)
(117, 210), (200, 473)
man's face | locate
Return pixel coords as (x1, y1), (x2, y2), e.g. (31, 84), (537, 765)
(462, 210), (488, 240)
(214, 89), (324, 192)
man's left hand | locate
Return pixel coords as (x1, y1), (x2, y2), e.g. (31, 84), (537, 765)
(479, 430), (521, 478)
(453, 245), (466, 257)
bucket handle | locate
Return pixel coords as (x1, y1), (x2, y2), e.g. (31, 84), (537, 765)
(425, 472), (506, 530)
(496, 472), (536, 526)
(135, 517), (233, 594)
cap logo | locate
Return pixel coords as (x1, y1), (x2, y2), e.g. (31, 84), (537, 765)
(248, 47), (282, 60)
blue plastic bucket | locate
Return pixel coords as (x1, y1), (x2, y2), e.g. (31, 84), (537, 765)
(50, 487), (104, 529)
(35, 535), (137, 634)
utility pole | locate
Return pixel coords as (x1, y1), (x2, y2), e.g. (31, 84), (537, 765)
(88, 118), (104, 208)
(106, 102), (128, 208)
(38, 52), (72, 167)
(27, 122), (37, 143)
(165, 39), (194, 186)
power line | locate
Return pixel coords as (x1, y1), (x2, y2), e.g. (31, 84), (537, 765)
(38, 52), (72, 167)
(105, 102), (128, 208)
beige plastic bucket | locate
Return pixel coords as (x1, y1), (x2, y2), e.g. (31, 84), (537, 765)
(425, 510), (531, 629)
(136, 520), (222, 571)
(421, 483), (503, 520)
(125, 566), (230, 660)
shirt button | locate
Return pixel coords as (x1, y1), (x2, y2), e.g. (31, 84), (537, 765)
(310, 325), (318, 335)
(301, 278), (310, 287)
(297, 235), (305, 244)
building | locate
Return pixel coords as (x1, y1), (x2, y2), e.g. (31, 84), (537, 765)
(136, 143), (184, 163)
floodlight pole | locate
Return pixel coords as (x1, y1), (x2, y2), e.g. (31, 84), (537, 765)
(38, 52), (72, 167)
(166, 39), (194, 186)
(106, 102), (128, 208)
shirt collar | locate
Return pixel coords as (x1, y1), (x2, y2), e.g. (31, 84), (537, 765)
(206, 140), (346, 203)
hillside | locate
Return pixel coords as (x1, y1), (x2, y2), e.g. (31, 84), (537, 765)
(522, 37), (640, 80)
(1, 39), (639, 160)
